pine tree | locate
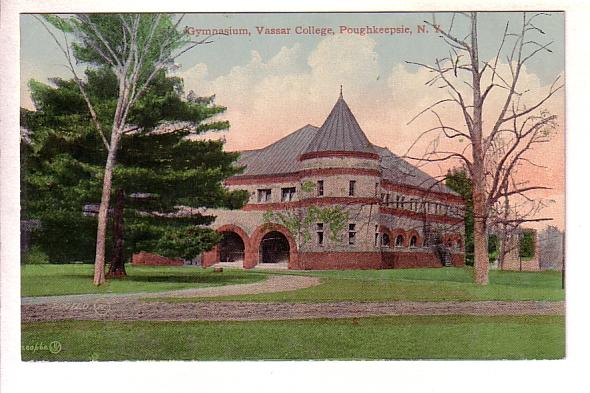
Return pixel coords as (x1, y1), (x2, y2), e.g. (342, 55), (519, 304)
(21, 67), (248, 276)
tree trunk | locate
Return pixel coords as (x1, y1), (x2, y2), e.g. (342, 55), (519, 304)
(498, 234), (505, 270)
(469, 12), (489, 285)
(472, 188), (489, 284)
(93, 129), (122, 285)
(107, 188), (126, 278)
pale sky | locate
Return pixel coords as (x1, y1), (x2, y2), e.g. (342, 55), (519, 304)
(20, 12), (565, 229)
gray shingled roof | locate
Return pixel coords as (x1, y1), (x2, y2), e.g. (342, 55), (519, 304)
(302, 94), (377, 155)
(232, 95), (457, 196)
(373, 145), (456, 194)
(233, 127), (456, 195)
(234, 124), (316, 176)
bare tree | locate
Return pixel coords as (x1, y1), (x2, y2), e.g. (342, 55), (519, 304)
(404, 12), (562, 284)
(488, 170), (553, 269)
(38, 14), (214, 285)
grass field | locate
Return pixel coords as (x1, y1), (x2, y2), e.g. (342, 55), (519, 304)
(21, 264), (267, 297)
(21, 264), (565, 301)
(21, 315), (565, 361)
(153, 267), (565, 303)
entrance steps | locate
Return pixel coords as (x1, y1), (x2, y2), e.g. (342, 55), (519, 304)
(254, 262), (289, 270)
(211, 261), (244, 269)
(210, 261), (289, 270)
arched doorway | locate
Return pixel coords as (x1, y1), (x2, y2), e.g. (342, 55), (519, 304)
(260, 231), (290, 264)
(219, 231), (245, 262)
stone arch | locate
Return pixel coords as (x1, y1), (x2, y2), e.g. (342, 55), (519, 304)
(250, 223), (298, 269)
(442, 233), (463, 251)
(379, 225), (393, 248)
(390, 228), (408, 247)
(217, 224), (250, 245)
(406, 229), (422, 248)
(217, 224), (251, 263)
(202, 224), (250, 268)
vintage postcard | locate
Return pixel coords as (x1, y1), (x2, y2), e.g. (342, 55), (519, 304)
(2, 3), (583, 393)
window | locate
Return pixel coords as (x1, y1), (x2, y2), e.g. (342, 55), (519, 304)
(410, 236), (417, 248)
(375, 182), (379, 196)
(395, 195), (400, 208)
(257, 189), (272, 202)
(316, 223), (324, 246)
(382, 233), (390, 247)
(349, 180), (356, 196)
(395, 235), (404, 247)
(348, 223), (356, 245)
(381, 193), (387, 203)
(281, 187), (296, 202)
(400, 196), (406, 209)
(374, 225), (380, 247)
(317, 180), (324, 196)
(385, 193), (390, 205)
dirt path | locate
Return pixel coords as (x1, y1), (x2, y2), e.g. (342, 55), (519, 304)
(21, 274), (564, 322)
(21, 274), (321, 305)
(22, 300), (564, 323)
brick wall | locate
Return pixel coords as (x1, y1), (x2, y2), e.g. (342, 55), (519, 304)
(131, 251), (184, 266)
(295, 251), (384, 270)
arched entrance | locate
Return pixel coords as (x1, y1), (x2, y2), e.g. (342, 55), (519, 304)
(260, 231), (290, 264)
(219, 231), (245, 262)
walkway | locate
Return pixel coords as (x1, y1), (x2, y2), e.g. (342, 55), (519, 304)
(21, 273), (564, 323)
(21, 274), (320, 305)
(22, 300), (564, 322)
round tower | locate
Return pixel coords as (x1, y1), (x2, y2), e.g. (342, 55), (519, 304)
(296, 90), (384, 269)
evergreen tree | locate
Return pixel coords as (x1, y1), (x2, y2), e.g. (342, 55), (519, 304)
(21, 67), (248, 276)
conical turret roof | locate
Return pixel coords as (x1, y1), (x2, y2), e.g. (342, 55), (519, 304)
(301, 92), (378, 157)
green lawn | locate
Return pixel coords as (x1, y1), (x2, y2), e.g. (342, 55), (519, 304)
(21, 315), (565, 360)
(21, 264), (267, 297)
(154, 267), (565, 303)
(22, 264), (565, 302)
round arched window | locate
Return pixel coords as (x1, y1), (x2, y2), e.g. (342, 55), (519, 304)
(395, 235), (404, 247)
(382, 233), (390, 247)
(410, 236), (417, 248)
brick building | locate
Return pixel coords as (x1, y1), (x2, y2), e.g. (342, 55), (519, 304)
(201, 93), (465, 270)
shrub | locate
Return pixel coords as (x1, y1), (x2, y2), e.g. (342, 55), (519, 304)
(519, 230), (536, 258)
(23, 245), (49, 264)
